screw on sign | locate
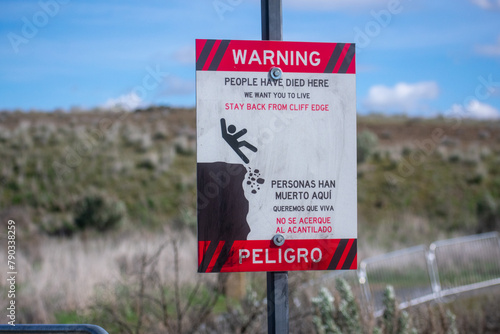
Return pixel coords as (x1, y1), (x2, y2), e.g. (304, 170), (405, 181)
(270, 67), (282, 80)
(273, 233), (285, 246)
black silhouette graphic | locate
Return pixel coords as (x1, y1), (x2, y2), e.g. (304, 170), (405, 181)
(197, 162), (250, 272)
(221, 118), (257, 164)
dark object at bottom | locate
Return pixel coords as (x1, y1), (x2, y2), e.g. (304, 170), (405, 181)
(0, 324), (108, 334)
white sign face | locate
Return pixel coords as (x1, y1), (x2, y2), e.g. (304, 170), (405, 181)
(196, 39), (357, 272)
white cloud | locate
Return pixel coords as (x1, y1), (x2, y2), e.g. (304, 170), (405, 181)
(447, 99), (500, 119)
(102, 91), (142, 111)
(286, 0), (389, 11)
(476, 36), (500, 56)
(470, 0), (500, 10)
(364, 81), (439, 112)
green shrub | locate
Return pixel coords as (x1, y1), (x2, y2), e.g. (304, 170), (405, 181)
(73, 189), (126, 231)
(312, 282), (422, 334)
(336, 278), (362, 334)
(357, 130), (378, 163)
(311, 278), (362, 334)
(446, 310), (458, 334)
(476, 192), (500, 233)
(382, 286), (397, 334)
(312, 287), (341, 334)
(380, 285), (417, 334)
(41, 213), (77, 236)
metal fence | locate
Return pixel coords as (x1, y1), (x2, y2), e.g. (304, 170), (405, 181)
(431, 232), (500, 298)
(305, 232), (500, 316)
(360, 245), (435, 313)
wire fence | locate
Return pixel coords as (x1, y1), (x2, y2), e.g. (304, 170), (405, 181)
(303, 232), (500, 316)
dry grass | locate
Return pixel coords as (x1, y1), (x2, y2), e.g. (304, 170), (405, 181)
(0, 229), (197, 323)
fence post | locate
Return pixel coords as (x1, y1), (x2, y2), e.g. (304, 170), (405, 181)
(428, 243), (442, 301)
(358, 261), (373, 309)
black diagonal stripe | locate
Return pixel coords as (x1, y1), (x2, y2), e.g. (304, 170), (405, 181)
(212, 241), (233, 272)
(198, 240), (217, 272)
(328, 239), (349, 270)
(341, 240), (357, 269)
(338, 44), (355, 73)
(208, 40), (230, 71)
(196, 39), (216, 71)
(324, 43), (345, 73)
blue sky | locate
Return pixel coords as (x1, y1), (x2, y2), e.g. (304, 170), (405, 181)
(1, 0), (499, 118)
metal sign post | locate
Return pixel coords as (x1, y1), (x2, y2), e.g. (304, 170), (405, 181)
(196, 1), (357, 332)
(261, 0), (282, 41)
(261, 1), (288, 333)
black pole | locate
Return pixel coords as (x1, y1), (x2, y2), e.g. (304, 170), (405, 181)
(261, 1), (288, 333)
(267, 271), (289, 334)
(261, 0), (282, 41)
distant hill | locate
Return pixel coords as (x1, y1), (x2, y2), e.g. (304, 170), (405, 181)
(0, 107), (499, 256)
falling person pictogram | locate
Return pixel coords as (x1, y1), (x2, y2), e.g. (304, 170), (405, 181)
(220, 118), (257, 164)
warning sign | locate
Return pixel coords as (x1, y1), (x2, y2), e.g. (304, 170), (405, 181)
(196, 39), (357, 272)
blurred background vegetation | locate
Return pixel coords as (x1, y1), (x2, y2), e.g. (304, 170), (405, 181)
(1, 107), (499, 242)
(1, 107), (499, 332)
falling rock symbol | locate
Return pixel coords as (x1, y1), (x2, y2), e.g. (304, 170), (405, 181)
(246, 167), (265, 194)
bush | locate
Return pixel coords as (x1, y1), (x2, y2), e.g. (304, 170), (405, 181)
(312, 281), (419, 334)
(73, 189), (126, 231)
(476, 192), (500, 233)
(89, 240), (226, 334)
(312, 278), (362, 334)
(357, 130), (378, 163)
